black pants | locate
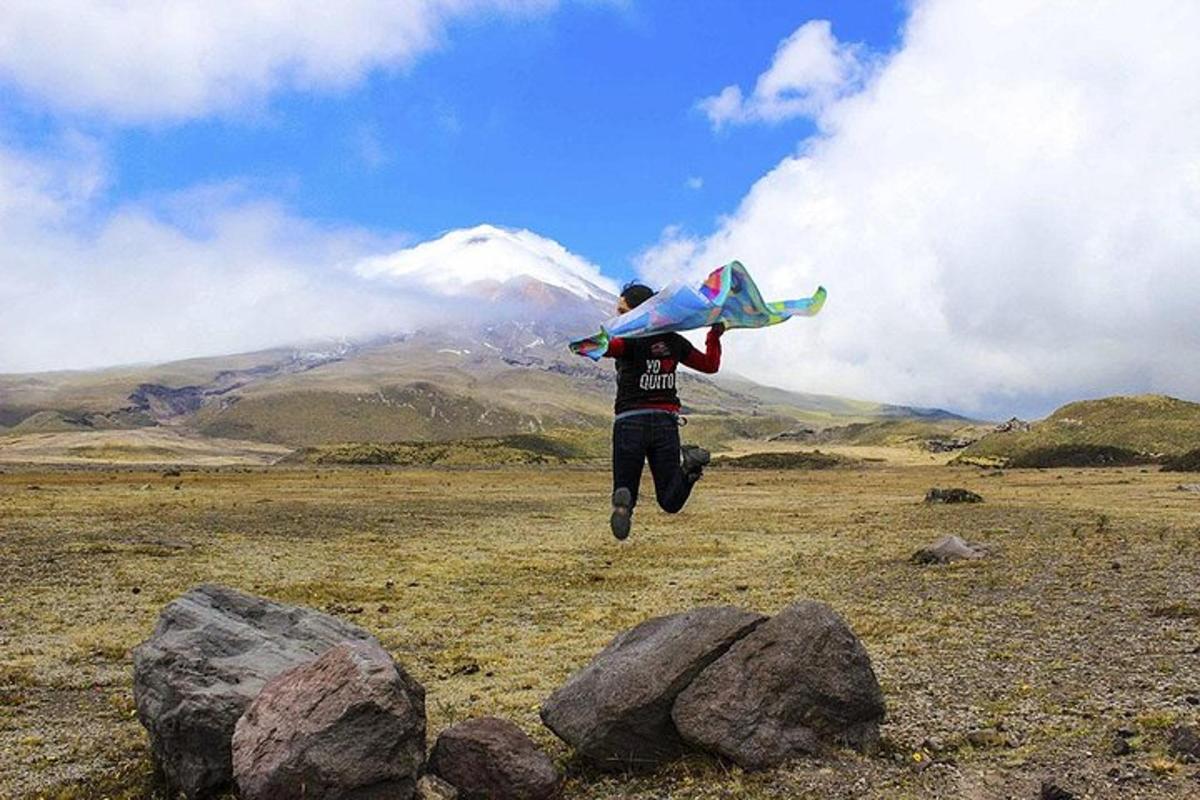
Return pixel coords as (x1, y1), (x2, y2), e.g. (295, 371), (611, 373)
(612, 412), (695, 514)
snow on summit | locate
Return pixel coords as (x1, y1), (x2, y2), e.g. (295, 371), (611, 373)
(356, 224), (618, 303)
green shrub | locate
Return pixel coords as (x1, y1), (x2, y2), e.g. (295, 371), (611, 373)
(1161, 448), (1200, 472)
(1007, 444), (1153, 468)
(714, 450), (850, 470)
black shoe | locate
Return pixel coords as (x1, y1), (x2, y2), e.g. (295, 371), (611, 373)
(681, 445), (711, 478)
(611, 487), (632, 541)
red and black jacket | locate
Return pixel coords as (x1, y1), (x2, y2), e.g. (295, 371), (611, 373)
(604, 328), (722, 415)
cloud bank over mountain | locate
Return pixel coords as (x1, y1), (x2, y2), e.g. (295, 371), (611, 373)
(643, 0), (1200, 416)
(0, 139), (609, 372)
(0, 140), (429, 373)
(0, 142), (618, 372)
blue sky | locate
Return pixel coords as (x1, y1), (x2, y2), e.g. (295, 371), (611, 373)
(2, 0), (904, 282)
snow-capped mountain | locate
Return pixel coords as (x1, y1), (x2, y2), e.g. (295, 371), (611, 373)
(355, 224), (618, 305)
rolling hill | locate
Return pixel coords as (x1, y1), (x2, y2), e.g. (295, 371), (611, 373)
(957, 394), (1200, 466)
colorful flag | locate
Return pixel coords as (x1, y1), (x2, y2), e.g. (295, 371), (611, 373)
(570, 261), (826, 360)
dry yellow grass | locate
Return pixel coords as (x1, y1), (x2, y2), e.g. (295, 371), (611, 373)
(1, 457), (1198, 799)
(0, 430), (290, 466)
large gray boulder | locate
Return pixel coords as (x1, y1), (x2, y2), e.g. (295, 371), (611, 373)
(429, 717), (559, 800)
(132, 584), (377, 798)
(232, 641), (426, 800)
(540, 606), (765, 770)
(672, 600), (885, 770)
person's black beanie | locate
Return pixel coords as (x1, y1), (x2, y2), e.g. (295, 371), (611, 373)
(621, 283), (655, 309)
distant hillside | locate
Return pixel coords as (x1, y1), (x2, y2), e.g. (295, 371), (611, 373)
(958, 395), (1200, 465)
(0, 225), (965, 452)
(0, 321), (965, 451)
(0, 329), (939, 450)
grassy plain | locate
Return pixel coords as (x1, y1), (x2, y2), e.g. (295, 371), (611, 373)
(1, 455), (1198, 799)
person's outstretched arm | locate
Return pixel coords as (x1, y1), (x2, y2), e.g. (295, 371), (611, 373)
(681, 325), (723, 374)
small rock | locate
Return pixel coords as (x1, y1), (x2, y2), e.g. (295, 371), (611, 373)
(924, 487), (983, 504)
(923, 437), (976, 453)
(995, 417), (1031, 433)
(1169, 725), (1200, 759)
(417, 774), (459, 800)
(162, 469), (182, 478)
(1177, 484), (1200, 493)
(429, 717), (558, 800)
(911, 535), (987, 564)
(966, 729), (1006, 748)
(1040, 780), (1076, 800)
(922, 736), (946, 753)
(232, 641), (426, 800)
(1110, 735), (1132, 756)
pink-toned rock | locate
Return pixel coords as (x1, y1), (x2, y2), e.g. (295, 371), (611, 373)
(540, 606), (766, 770)
(672, 600), (885, 769)
(430, 717), (559, 800)
(232, 641), (426, 800)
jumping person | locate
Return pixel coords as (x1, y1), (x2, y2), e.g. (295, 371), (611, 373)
(587, 281), (724, 540)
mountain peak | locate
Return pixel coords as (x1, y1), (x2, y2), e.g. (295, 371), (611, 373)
(356, 224), (618, 304)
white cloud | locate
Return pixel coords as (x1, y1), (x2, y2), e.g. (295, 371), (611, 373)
(685, 176), (704, 190)
(698, 20), (865, 130)
(647, 0), (1200, 417)
(0, 140), (436, 373)
(0, 0), (554, 122)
